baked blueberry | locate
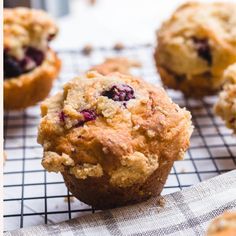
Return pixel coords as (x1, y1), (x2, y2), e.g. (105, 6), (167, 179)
(4, 52), (23, 79)
(76, 109), (97, 126)
(25, 47), (44, 66)
(102, 84), (135, 102)
(192, 37), (212, 65)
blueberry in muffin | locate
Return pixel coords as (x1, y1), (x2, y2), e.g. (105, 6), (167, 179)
(4, 7), (61, 109)
(38, 71), (192, 209)
(154, 2), (236, 97)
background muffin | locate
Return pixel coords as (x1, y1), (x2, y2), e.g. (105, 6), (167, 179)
(89, 57), (141, 75)
(207, 212), (236, 236)
(4, 7), (61, 110)
(214, 63), (236, 133)
(38, 71), (192, 209)
(154, 2), (236, 97)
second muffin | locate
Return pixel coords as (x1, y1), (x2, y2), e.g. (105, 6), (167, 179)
(38, 71), (192, 209)
(4, 7), (61, 110)
(154, 2), (236, 97)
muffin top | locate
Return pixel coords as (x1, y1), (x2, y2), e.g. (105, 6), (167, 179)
(38, 72), (192, 188)
(4, 7), (58, 60)
(214, 63), (236, 132)
(157, 2), (236, 78)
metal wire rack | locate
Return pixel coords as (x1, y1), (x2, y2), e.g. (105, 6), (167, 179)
(4, 45), (236, 232)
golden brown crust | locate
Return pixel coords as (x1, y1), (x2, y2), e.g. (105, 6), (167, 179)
(214, 63), (236, 133)
(4, 49), (61, 110)
(207, 212), (236, 236)
(89, 57), (141, 75)
(38, 72), (192, 208)
(156, 63), (219, 97)
(62, 159), (174, 209)
(154, 2), (236, 97)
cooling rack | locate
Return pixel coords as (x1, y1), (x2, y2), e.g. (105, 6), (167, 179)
(3, 45), (236, 232)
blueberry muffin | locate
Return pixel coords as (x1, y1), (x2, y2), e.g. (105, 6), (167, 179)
(154, 2), (236, 97)
(4, 7), (61, 110)
(207, 212), (236, 236)
(90, 57), (141, 75)
(214, 63), (236, 133)
(38, 71), (192, 209)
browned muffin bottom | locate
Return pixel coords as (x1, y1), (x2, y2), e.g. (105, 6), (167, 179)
(38, 72), (192, 209)
(62, 158), (174, 209)
(156, 64), (218, 97)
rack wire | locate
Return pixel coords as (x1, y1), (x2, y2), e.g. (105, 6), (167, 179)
(3, 45), (236, 232)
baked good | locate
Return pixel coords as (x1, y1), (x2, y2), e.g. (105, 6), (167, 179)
(154, 2), (236, 97)
(89, 57), (141, 75)
(4, 7), (61, 110)
(38, 71), (192, 209)
(214, 63), (236, 133)
(207, 212), (236, 236)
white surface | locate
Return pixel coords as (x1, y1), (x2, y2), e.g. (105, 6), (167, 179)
(52, 0), (236, 50)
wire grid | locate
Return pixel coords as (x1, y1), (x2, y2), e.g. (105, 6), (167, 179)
(4, 45), (236, 232)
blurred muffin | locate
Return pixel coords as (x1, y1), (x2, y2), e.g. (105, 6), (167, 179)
(90, 57), (141, 75)
(207, 212), (236, 236)
(214, 63), (236, 133)
(154, 2), (236, 97)
(4, 7), (61, 110)
(38, 71), (192, 209)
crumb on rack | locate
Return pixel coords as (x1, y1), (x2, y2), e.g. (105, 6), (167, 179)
(180, 168), (186, 173)
(82, 44), (93, 56)
(113, 42), (125, 51)
(156, 196), (166, 207)
(64, 196), (75, 203)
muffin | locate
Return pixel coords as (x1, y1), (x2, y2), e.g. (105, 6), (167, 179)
(38, 71), (192, 209)
(89, 57), (141, 75)
(214, 63), (236, 133)
(207, 212), (236, 236)
(154, 2), (236, 97)
(4, 7), (61, 110)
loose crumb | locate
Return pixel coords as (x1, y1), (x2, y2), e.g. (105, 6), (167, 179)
(82, 44), (93, 56)
(156, 196), (166, 207)
(180, 168), (186, 173)
(113, 42), (124, 51)
(64, 196), (75, 203)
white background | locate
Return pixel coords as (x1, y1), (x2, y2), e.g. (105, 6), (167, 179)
(52, 0), (236, 50)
